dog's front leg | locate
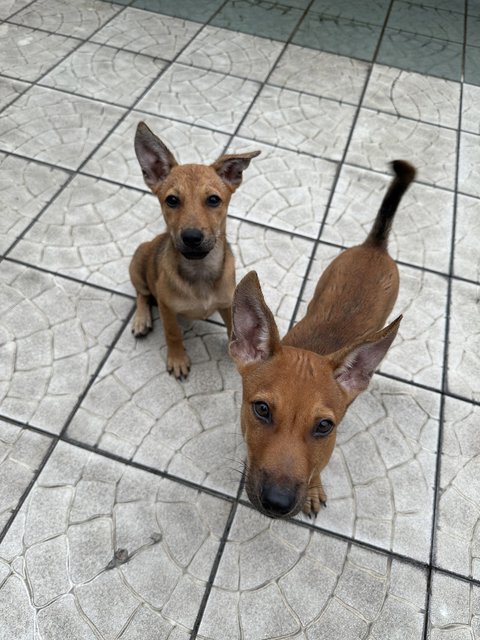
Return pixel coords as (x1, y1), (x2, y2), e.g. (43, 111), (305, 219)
(158, 301), (191, 380)
(303, 474), (327, 516)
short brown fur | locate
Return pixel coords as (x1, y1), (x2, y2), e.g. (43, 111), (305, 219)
(229, 161), (416, 518)
(129, 121), (260, 378)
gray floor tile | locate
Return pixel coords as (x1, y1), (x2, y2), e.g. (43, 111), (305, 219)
(12, 0), (121, 38)
(270, 45), (369, 104)
(42, 42), (167, 107)
(462, 84), (480, 134)
(0, 23), (78, 82)
(347, 109), (457, 189)
(300, 252), (448, 388)
(378, 29), (463, 82)
(0, 261), (132, 433)
(0, 441), (230, 639)
(227, 139), (337, 238)
(92, 7), (202, 59)
(178, 25), (284, 82)
(0, 77), (30, 111)
(198, 505), (427, 639)
(67, 219), (313, 489)
(465, 45), (480, 86)
(459, 130), (480, 197)
(211, 0), (304, 42)
(131, 0), (224, 22)
(435, 398), (480, 579)
(321, 164), (454, 273)
(9, 174), (162, 292)
(239, 85), (356, 159)
(408, 0), (465, 10)
(0, 85), (125, 170)
(0, 421), (52, 532)
(136, 63), (260, 134)
(83, 111), (231, 190)
(454, 194), (480, 282)
(387, 2), (464, 43)
(293, 12), (382, 61)
(310, 0), (390, 25)
(364, 64), (460, 128)
(0, 0), (31, 19)
(0, 153), (69, 255)
(447, 280), (480, 402)
(428, 572), (480, 638)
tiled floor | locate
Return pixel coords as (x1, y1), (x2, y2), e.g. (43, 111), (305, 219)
(0, 0), (479, 638)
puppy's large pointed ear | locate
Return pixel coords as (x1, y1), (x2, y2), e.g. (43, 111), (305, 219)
(229, 271), (281, 367)
(328, 316), (402, 403)
(211, 150), (261, 191)
(134, 121), (178, 190)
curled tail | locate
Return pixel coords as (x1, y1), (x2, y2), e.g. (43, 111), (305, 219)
(365, 160), (416, 249)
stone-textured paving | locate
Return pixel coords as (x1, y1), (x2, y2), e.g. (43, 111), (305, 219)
(1, 0), (479, 638)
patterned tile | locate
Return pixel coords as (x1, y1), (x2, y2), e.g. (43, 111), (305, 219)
(435, 398), (480, 579)
(0, 85), (125, 170)
(198, 505), (427, 639)
(12, 0), (121, 38)
(293, 12), (382, 61)
(321, 164), (454, 273)
(0, 153), (70, 255)
(428, 572), (480, 638)
(378, 29), (463, 82)
(0, 77), (30, 112)
(211, 0), (303, 41)
(0, 441), (230, 639)
(0, 261), (132, 433)
(270, 45), (369, 103)
(462, 84), (480, 134)
(310, 0), (390, 25)
(0, 23), (78, 82)
(459, 131), (480, 197)
(447, 280), (480, 402)
(408, 0), (465, 10)
(347, 109), (457, 189)
(299, 251), (448, 388)
(454, 194), (480, 282)
(465, 45), (480, 86)
(364, 64), (460, 128)
(83, 111), (231, 190)
(239, 85), (356, 159)
(131, 0), (224, 22)
(67, 220), (312, 489)
(0, 421), (52, 532)
(42, 42), (167, 107)
(92, 7), (201, 59)
(0, 0), (31, 19)
(387, 2), (464, 42)
(136, 63), (260, 134)
(178, 26), (284, 82)
(227, 139), (337, 238)
(9, 175), (163, 293)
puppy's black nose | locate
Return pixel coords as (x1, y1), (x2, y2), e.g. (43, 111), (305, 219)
(181, 228), (204, 248)
(260, 484), (297, 517)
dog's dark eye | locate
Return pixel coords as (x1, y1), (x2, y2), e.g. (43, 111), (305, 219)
(252, 401), (271, 423)
(165, 195), (180, 208)
(206, 194), (221, 207)
(312, 419), (334, 438)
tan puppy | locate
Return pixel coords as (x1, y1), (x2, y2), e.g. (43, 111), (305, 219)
(129, 121), (260, 379)
(229, 161), (416, 518)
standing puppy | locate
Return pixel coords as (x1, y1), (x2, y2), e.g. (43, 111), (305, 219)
(130, 121), (260, 379)
(229, 161), (416, 518)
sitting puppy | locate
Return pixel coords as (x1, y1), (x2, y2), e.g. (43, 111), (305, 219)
(129, 121), (259, 378)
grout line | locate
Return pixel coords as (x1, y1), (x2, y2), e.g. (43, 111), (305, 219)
(421, 2), (469, 638)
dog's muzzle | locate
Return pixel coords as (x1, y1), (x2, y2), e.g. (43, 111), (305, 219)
(179, 228), (213, 260)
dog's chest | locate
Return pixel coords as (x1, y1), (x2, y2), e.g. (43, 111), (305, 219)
(173, 285), (230, 319)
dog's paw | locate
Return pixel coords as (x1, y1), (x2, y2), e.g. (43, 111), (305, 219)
(131, 310), (153, 337)
(167, 351), (191, 380)
(302, 480), (327, 517)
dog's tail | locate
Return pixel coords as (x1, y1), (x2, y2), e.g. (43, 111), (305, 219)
(365, 160), (416, 249)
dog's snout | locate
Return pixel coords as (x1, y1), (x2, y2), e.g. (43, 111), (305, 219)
(260, 483), (297, 517)
(181, 228), (204, 248)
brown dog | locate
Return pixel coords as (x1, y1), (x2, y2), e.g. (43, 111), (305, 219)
(229, 161), (416, 518)
(129, 121), (260, 379)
